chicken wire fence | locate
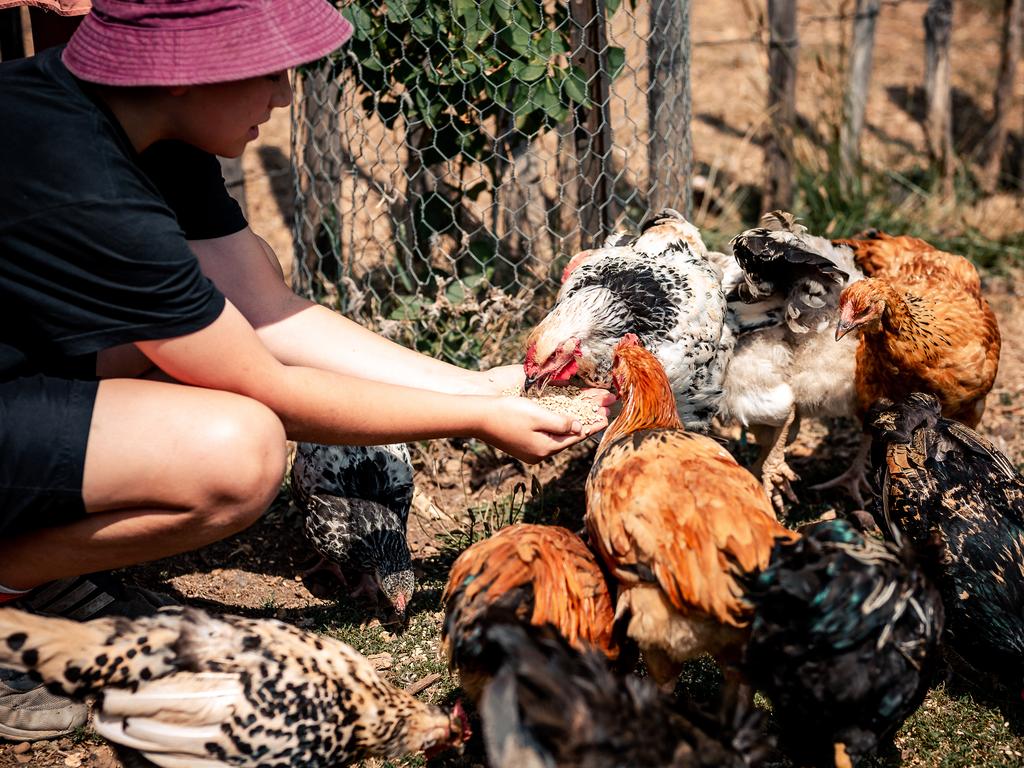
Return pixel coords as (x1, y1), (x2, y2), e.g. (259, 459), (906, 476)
(291, 0), (692, 368)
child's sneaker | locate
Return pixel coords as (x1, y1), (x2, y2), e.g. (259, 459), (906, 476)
(0, 573), (176, 742)
(0, 669), (88, 742)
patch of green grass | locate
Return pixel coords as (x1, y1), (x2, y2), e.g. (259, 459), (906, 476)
(889, 685), (1024, 767)
(434, 482), (531, 558)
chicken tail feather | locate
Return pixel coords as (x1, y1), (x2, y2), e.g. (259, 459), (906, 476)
(0, 607), (180, 698)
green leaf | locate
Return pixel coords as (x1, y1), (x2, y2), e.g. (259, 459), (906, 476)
(494, 0), (514, 23)
(606, 46), (626, 79)
(509, 82), (532, 114)
(386, 0), (413, 21)
(510, 60), (546, 82)
(341, 5), (374, 40)
(605, 0), (622, 15)
(445, 280), (467, 303)
(500, 24), (532, 54)
(562, 65), (589, 103)
(359, 55), (385, 72)
(536, 28), (569, 56)
(410, 14), (435, 37)
(389, 296), (427, 321)
(516, 0), (542, 27)
(542, 77), (569, 121)
(452, 0), (476, 19)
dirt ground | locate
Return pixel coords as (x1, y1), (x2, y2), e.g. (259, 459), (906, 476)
(2, 0), (1024, 766)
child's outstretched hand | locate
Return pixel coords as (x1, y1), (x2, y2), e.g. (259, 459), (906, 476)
(476, 389), (616, 464)
(474, 364), (528, 395)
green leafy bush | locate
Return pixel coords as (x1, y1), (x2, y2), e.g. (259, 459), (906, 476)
(338, 0), (625, 155)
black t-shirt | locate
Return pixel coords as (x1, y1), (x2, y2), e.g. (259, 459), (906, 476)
(0, 46), (248, 380)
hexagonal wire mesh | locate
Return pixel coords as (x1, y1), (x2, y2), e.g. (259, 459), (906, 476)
(291, 0), (692, 369)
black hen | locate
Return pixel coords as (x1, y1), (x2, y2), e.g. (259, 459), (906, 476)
(743, 519), (944, 768)
(477, 616), (771, 768)
(291, 442), (415, 620)
(868, 392), (1024, 698)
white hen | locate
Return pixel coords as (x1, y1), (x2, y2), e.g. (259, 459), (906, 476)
(718, 211), (864, 510)
(523, 209), (733, 430)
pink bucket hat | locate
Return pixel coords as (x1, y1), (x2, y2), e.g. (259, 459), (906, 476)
(63, 0), (353, 86)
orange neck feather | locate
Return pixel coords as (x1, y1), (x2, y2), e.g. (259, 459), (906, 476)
(860, 278), (932, 340)
(598, 351), (682, 451)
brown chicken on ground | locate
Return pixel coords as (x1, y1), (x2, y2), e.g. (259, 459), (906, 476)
(585, 334), (797, 694)
(818, 231), (1001, 505)
(442, 523), (619, 702)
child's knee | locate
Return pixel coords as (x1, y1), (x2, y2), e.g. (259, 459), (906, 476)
(197, 399), (286, 531)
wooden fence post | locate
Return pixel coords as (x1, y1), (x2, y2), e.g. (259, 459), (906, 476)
(570, 0), (614, 246)
(839, 0), (881, 176)
(648, 0), (692, 218)
(763, 0), (798, 213)
(923, 0), (954, 189)
(980, 0), (1022, 192)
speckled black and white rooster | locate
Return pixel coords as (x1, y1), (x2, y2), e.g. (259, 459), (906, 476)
(868, 393), (1024, 700)
(718, 211), (865, 510)
(523, 208), (734, 430)
(291, 442), (415, 621)
(743, 519), (944, 768)
(0, 605), (470, 767)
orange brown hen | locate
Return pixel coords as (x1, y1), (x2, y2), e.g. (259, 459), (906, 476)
(819, 231), (1001, 504)
(441, 523), (618, 702)
(585, 334), (797, 690)
(834, 232), (999, 426)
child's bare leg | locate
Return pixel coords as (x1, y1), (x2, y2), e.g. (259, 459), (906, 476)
(0, 378), (287, 590)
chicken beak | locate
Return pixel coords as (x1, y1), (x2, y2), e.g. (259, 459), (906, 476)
(524, 374), (546, 395)
(835, 318), (855, 341)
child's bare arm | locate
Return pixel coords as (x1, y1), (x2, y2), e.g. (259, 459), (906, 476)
(191, 228), (520, 396)
(135, 301), (610, 463)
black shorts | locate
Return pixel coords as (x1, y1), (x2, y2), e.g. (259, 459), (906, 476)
(0, 374), (98, 537)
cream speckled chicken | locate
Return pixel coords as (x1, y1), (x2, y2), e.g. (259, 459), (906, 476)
(0, 606), (469, 767)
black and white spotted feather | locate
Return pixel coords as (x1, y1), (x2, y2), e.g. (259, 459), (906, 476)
(525, 209), (733, 430)
(0, 606), (469, 767)
(291, 443), (415, 617)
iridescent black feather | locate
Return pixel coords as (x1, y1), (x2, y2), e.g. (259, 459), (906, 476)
(868, 392), (1024, 697)
(478, 615), (772, 768)
(743, 519), (944, 767)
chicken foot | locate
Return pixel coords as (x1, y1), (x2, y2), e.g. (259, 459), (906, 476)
(751, 406), (801, 515)
(301, 556), (347, 583)
(808, 433), (872, 508)
(301, 558), (382, 606)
